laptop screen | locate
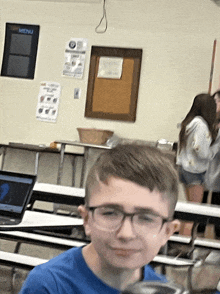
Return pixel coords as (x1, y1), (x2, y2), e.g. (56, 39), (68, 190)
(0, 171), (37, 217)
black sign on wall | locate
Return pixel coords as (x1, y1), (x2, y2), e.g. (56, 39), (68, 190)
(1, 23), (40, 79)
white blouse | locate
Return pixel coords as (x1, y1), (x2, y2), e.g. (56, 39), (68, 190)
(176, 116), (220, 173)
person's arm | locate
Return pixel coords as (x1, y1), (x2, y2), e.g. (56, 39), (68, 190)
(192, 121), (219, 160)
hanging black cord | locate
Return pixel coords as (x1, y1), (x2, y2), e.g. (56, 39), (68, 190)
(95, 0), (108, 34)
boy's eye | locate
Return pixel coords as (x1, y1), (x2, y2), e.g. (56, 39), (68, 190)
(100, 208), (120, 217)
(137, 214), (155, 223)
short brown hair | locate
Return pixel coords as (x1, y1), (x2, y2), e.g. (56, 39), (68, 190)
(85, 143), (178, 216)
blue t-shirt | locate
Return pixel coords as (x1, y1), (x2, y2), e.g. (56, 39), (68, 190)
(19, 247), (166, 294)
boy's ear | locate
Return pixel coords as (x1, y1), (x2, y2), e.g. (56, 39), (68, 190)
(161, 219), (181, 246)
(166, 219), (181, 237)
(78, 205), (88, 220)
(78, 205), (91, 236)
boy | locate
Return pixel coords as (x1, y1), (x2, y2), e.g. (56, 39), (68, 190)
(19, 143), (180, 293)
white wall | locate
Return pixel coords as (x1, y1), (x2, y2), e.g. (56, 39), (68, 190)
(1, 0), (220, 147)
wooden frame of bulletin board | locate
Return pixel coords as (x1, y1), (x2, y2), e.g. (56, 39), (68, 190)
(85, 46), (142, 122)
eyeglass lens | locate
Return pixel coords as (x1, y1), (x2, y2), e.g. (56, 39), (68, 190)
(92, 206), (165, 234)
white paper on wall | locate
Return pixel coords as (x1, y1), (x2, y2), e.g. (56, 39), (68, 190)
(97, 57), (123, 79)
(36, 81), (61, 123)
(63, 38), (88, 79)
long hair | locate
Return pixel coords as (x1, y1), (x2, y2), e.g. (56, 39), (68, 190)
(179, 93), (217, 152)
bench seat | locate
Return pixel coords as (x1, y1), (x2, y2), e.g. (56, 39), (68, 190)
(0, 230), (88, 250)
(169, 235), (220, 251)
(0, 251), (49, 270)
(0, 250), (195, 271)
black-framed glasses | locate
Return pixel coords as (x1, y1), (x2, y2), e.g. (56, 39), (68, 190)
(87, 205), (172, 235)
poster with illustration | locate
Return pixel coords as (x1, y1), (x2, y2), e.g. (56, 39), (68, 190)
(63, 38), (88, 79)
(36, 81), (61, 123)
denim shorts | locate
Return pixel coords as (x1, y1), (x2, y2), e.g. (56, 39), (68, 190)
(178, 166), (206, 186)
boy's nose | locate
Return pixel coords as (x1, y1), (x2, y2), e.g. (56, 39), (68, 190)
(116, 216), (137, 239)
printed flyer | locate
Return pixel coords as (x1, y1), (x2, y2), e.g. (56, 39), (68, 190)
(63, 38), (88, 79)
(36, 81), (61, 123)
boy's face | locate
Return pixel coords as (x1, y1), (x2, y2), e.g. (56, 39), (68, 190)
(79, 177), (179, 271)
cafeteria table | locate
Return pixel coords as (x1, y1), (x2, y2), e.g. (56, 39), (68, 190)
(175, 201), (220, 226)
(0, 142), (84, 186)
(0, 210), (83, 231)
(54, 140), (111, 187)
(30, 182), (85, 208)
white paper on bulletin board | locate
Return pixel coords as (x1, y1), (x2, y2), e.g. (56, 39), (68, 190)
(36, 82), (61, 123)
(97, 57), (123, 79)
(63, 38), (88, 79)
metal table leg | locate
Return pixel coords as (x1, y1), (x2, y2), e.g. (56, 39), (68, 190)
(188, 222), (199, 258)
(34, 151), (40, 175)
(71, 156), (76, 187)
(0, 146), (6, 170)
(57, 143), (66, 185)
(80, 147), (89, 188)
(184, 222), (199, 293)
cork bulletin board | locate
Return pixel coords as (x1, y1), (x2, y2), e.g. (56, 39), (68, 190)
(85, 46), (142, 122)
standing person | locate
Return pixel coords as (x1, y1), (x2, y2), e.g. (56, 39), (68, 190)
(204, 148), (220, 238)
(202, 91), (220, 238)
(19, 143), (180, 294)
(176, 93), (220, 236)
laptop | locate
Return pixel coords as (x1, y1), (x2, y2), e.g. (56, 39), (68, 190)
(0, 170), (37, 225)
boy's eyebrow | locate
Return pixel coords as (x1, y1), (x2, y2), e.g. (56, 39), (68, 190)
(95, 203), (162, 216)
